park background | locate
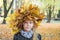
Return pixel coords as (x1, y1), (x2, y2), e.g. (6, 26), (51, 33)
(0, 0), (60, 40)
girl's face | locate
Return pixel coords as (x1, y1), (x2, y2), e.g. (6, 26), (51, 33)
(23, 20), (34, 32)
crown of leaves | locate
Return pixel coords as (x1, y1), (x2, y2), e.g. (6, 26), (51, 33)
(5, 4), (45, 34)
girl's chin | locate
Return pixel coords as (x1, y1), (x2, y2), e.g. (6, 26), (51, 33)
(24, 29), (31, 32)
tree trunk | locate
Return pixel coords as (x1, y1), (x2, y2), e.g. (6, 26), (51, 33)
(47, 6), (52, 23)
(2, 0), (14, 24)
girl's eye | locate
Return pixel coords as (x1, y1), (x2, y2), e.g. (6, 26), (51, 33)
(30, 22), (32, 24)
(30, 22), (31, 24)
(24, 22), (27, 23)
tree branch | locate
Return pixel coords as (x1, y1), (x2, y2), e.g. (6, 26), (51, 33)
(7, 0), (14, 12)
(3, 0), (7, 11)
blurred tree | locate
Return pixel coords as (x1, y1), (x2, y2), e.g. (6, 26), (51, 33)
(0, 7), (2, 16)
(47, 5), (52, 23)
(57, 10), (60, 18)
(2, 0), (14, 24)
(44, 0), (56, 23)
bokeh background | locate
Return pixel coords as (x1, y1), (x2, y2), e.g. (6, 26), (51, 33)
(0, 0), (60, 40)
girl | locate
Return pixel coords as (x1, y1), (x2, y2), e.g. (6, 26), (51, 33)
(13, 17), (41, 40)
(6, 4), (45, 40)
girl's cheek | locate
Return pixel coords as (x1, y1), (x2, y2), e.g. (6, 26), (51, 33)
(24, 24), (27, 27)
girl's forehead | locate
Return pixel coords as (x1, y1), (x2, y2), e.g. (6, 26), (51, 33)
(24, 20), (33, 22)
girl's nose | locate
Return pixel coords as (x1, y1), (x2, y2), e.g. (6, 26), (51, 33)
(27, 23), (31, 26)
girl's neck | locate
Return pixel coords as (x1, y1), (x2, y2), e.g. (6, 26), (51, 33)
(23, 30), (32, 32)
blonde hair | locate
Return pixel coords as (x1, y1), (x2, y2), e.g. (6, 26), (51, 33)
(33, 29), (38, 40)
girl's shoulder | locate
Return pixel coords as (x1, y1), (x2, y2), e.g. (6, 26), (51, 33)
(13, 32), (21, 40)
(14, 32), (21, 36)
(37, 34), (41, 40)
